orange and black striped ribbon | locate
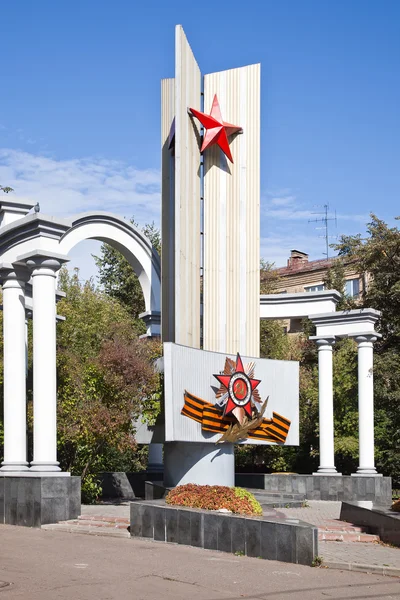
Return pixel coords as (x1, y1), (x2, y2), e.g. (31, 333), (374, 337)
(182, 391), (290, 443)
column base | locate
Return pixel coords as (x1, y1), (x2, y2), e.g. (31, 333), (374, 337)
(313, 468), (341, 476)
(30, 461), (61, 472)
(352, 469), (382, 477)
(0, 461), (29, 472)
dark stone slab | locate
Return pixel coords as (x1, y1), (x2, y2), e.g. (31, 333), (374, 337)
(153, 506), (166, 541)
(4, 477), (41, 527)
(260, 520), (277, 561)
(295, 525), (317, 566)
(41, 477), (69, 498)
(130, 502), (143, 537)
(0, 478), (4, 523)
(231, 516), (245, 555)
(100, 472), (135, 500)
(166, 508), (178, 543)
(41, 497), (68, 526)
(276, 523), (295, 563)
(341, 502), (400, 547)
(217, 515), (232, 553)
(129, 501), (318, 565)
(203, 513), (218, 550)
(0, 476), (80, 527)
(141, 504), (154, 538)
(177, 509), (191, 546)
(68, 477), (81, 519)
(245, 518), (261, 557)
(235, 474), (392, 504)
(190, 511), (203, 548)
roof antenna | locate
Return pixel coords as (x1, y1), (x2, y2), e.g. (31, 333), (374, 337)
(308, 204), (337, 259)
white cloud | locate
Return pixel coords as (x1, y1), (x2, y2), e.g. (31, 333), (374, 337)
(0, 149), (161, 226)
(260, 189), (369, 267)
(0, 148), (162, 282)
(0, 149), (370, 278)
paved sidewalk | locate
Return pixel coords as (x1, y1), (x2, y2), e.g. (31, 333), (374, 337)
(279, 501), (400, 574)
(58, 501), (400, 576)
(3, 525), (400, 599)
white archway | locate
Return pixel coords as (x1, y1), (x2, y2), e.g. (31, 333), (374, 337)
(59, 212), (161, 321)
(0, 203), (161, 474)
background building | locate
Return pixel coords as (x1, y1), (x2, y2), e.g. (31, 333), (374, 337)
(270, 250), (366, 333)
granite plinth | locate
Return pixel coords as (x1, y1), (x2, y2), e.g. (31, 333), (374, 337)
(130, 500), (318, 566)
(0, 475), (81, 527)
(100, 471), (163, 499)
(235, 474), (392, 504)
(340, 501), (400, 547)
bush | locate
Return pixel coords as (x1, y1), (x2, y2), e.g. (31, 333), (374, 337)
(165, 484), (262, 515)
(81, 474), (102, 504)
(391, 498), (400, 512)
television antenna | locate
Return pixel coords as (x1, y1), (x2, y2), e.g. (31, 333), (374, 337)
(308, 204), (337, 259)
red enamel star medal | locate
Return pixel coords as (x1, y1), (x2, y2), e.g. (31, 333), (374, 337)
(189, 94), (242, 163)
(214, 353), (261, 424)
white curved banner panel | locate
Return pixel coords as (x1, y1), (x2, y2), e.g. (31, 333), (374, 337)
(164, 342), (299, 446)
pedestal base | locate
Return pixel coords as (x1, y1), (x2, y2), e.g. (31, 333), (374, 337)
(164, 442), (235, 487)
(0, 475), (81, 527)
(235, 473), (392, 504)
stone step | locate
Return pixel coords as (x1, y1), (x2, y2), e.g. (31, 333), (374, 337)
(42, 514), (130, 539)
(261, 500), (304, 509)
(246, 489), (306, 501)
(77, 515), (129, 524)
(318, 530), (380, 543)
(42, 520), (130, 538)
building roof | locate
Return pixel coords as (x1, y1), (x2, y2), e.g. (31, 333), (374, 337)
(274, 257), (335, 277)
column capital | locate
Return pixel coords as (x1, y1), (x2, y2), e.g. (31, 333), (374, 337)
(0, 262), (31, 288)
(352, 334), (379, 346)
(16, 250), (69, 277)
(310, 336), (336, 348)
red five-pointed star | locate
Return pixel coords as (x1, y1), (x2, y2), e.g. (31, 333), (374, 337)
(189, 94), (242, 163)
(214, 353), (261, 418)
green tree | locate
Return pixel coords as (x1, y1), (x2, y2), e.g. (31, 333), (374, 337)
(94, 219), (161, 321)
(0, 186), (13, 193)
(333, 214), (400, 483)
(55, 268), (162, 501)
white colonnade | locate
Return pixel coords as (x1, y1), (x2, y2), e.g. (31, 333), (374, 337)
(260, 294), (381, 476)
(310, 309), (381, 476)
(0, 253), (68, 473)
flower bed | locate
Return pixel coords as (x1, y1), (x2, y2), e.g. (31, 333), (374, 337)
(391, 499), (400, 512)
(165, 484), (262, 515)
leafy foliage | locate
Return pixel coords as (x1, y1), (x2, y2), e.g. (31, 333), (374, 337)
(166, 484), (262, 515)
(94, 218), (161, 320)
(55, 268), (162, 487)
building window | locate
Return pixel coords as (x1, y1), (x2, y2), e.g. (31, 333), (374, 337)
(345, 278), (360, 298)
(304, 284), (325, 293)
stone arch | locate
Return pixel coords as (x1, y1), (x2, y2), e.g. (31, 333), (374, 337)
(58, 212), (161, 324)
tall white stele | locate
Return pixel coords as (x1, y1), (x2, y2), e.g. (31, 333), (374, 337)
(161, 26), (261, 487)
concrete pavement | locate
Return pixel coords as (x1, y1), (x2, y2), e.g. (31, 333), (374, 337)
(1, 525), (400, 600)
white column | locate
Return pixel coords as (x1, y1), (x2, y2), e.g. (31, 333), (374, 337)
(24, 256), (66, 471)
(314, 337), (338, 475)
(0, 266), (30, 471)
(354, 335), (378, 475)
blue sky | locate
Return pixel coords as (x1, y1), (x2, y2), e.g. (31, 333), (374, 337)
(1, 0), (399, 279)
